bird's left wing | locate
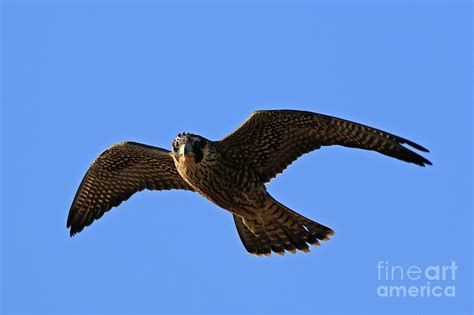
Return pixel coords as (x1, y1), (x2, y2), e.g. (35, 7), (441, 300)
(219, 110), (431, 183)
(67, 141), (193, 236)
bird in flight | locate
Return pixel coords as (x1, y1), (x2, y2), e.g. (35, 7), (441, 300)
(67, 110), (431, 256)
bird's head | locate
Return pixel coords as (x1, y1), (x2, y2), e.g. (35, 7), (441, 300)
(171, 133), (209, 165)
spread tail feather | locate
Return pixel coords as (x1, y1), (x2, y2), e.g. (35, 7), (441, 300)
(233, 198), (334, 256)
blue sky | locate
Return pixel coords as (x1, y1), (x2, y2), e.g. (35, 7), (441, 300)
(1, 1), (472, 314)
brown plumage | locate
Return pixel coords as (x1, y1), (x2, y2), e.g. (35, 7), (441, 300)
(67, 142), (193, 236)
(67, 110), (431, 255)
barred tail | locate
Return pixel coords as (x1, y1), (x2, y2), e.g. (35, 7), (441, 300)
(233, 197), (334, 256)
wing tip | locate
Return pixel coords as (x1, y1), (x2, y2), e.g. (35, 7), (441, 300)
(422, 159), (433, 166)
(404, 139), (430, 153)
(411, 154), (432, 167)
(395, 138), (432, 167)
(68, 223), (83, 237)
(66, 209), (85, 237)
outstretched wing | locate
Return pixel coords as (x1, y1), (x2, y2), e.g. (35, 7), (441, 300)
(219, 110), (431, 183)
(67, 141), (193, 236)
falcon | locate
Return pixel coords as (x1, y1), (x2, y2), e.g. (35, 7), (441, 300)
(67, 110), (431, 256)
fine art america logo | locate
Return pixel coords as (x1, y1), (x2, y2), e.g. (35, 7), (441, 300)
(376, 261), (457, 298)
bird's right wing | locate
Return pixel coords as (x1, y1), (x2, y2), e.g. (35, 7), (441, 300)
(67, 141), (193, 236)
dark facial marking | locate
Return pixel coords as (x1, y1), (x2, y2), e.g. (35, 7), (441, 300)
(192, 138), (204, 163)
